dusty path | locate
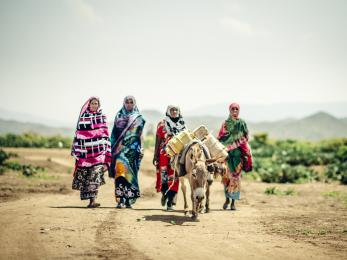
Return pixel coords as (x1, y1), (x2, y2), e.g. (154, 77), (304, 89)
(0, 150), (346, 260)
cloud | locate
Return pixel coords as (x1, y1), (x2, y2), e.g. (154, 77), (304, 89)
(219, 17), (254, 36)
(220, 17), (271, 37)
(66, 0), (104, 25)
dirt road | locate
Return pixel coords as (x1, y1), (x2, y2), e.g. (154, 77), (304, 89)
(0, 149), (346, 259)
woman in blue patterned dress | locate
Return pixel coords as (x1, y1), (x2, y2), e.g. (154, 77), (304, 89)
(109, 96), (146, 208)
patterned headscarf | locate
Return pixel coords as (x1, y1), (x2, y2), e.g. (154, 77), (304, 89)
(164, 105), (186, 136)
(74, 96), (101, 130)
(114, 95), (140, 132)
(119, 95), (139, 115)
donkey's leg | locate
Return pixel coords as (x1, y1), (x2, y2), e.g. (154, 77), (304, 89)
(190, 190), (198, 220)
(205, 182), (211, 213)
(180, 178), (189, 215)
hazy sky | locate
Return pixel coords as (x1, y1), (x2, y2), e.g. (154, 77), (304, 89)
(1, 0), (346, 124)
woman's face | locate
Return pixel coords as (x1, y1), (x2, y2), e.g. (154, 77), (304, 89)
(89, 99), (99, 112)
(124, 98), (135, 112)
(170, 107), (179, 118)
(230, 107), (239, 119)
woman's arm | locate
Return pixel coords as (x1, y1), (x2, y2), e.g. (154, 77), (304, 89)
(110, 120), (117, 149)
(153, 134), (162, 166)
(153, 122), (164, 166)
(217, 122), (228, 141)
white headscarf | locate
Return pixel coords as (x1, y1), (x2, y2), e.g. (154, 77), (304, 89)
(164, 105), (186, 136)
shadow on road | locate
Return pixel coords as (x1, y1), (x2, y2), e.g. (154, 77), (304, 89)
(143, 214), (198, 226)
(50, 206), (115, 209)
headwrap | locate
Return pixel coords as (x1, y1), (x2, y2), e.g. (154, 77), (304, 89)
(229, 102), (240, 119)
(71, 97), (111, 168)
(164, 105), (186, 136)
(113, 95), (140, 132)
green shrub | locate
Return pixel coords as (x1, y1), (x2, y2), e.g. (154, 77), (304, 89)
(22, 164), (38, 177)
(5, 161), (22, 171)
(325, 161), (347, 184)
(251, 135), (347, 184)
(0, 149), (9, 165)
(143, 135), (155, 149)
(0, 132), (72, 148)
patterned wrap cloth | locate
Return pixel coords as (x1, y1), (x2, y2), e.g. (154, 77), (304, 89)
(109, 96), (146, 205)
(217, 103), (252, 200)
(71, 97), (111, 200)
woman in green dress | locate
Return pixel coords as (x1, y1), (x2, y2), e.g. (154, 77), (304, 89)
(217, 102), (253, 210)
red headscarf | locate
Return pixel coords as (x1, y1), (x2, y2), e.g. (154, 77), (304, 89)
(229, 102), (240, 111)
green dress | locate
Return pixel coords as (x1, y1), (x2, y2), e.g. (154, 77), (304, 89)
(218, 117), (250, 200)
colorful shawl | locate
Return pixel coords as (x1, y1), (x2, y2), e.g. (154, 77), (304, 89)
(71, 97), (112, 168)
(218, 107), (252, 172)
(109, 96), (145, 176)
(164, 105), (186, 136)
(109, 96), (145, 204)
(110, 96), (141, 152)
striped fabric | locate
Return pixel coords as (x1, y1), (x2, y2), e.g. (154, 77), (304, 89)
(71, 99), (111, 168)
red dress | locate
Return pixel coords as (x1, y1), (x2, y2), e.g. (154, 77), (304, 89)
(155, 121), (179, 194)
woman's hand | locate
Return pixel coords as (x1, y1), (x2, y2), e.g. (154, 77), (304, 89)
(102, 164), (108, 172)
(227, 144), (237, 151)
(139, 148), (144, 160)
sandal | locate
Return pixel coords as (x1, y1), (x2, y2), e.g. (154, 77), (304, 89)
(87, 203), (100, 208)
(116, 203), (124, 209)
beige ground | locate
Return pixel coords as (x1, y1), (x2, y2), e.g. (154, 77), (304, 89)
(0, 148), (346, 260)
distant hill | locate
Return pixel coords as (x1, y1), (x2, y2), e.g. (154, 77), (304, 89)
(248, 112), (347, 140)
(143, 110), (347, 141)
(1, 111), (346, 141)
(185, 101), (347, 122)
(0, 107), (70, 128)
(0, 119), (74, 136)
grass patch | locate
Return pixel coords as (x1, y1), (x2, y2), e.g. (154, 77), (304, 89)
(318, 229), (330, 235)
(265, 186), (296, 196)
(322, 191), (347, 206)
(18, 171), (60, 181)
(322, 191), (340, 198)
(299, 229), (330, 236)
(283, 188), (295, 195)
(301, 229), (313, 236)
(265, 186), (281, 195)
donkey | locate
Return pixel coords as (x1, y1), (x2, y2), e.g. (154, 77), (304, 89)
(177, 143), (212, 221)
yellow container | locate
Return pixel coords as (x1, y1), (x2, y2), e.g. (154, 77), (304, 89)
(203, 134), (228, 160)
(165, 145), (176, 157)
(165, 130), (193, 157)
(192, 125), (209, 141)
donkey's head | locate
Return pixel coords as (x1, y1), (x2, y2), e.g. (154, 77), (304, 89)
(189, 144), (209, 202)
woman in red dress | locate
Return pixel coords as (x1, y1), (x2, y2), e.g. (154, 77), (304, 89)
(153, 105), (186, 211)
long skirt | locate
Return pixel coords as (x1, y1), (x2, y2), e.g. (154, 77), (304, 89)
(155, 149), (179, 206)
(222, 148), (243, 200)
(72, 165), (105, 200)
(114, 149), (141, 205)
